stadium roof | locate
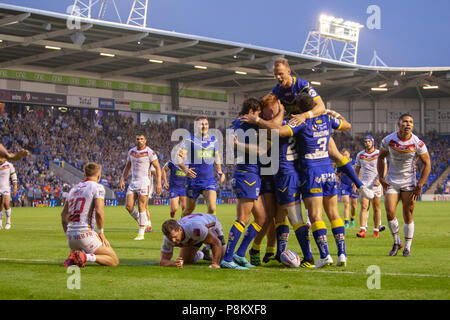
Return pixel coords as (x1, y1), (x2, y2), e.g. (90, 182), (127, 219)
(0, 3), (449, 100)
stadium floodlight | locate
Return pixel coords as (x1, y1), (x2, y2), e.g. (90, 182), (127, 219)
(423, 85), (439, 90)
(45, 45), (61, 50)
(194, 65), (208, 70)
(303, 14), (364, 64)
(235, 71), (247, 75)
(100, 52), (115, 57)
(371, 87), (388, 92)
(149, 59), (163, 64)
(311, 81), (321, 86)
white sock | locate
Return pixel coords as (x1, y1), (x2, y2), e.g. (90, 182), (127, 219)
(138, 212), (147, 235)
(194, 250), (204, 263)
(5, 209), (11, 224)
(403, 222), (415, 251)
(0, 211), (3, 221)
(388, 218), (401, 245)
(129, 208), (139, 222)
(86, 253), (96, 262)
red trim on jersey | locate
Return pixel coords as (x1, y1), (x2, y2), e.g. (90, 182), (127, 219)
(397, 132), (412, 142)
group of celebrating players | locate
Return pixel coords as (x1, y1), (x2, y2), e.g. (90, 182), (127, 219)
(0, 58), (431, 270)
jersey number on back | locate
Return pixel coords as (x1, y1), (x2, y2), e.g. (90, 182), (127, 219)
(68, 197), (86, 222)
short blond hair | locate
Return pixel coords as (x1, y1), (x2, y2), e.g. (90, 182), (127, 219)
(273, 58), (291, 70)
(84, 162), (102, 178)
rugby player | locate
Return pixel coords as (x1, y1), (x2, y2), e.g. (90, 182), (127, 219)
(61, 162), (119, 267)
(119, 133), (162, 240)
(221, 98), (268, 270)
(162, 159), (187, 219)
(160, 213), (226, 269)
(377, 114), (431, 257)
(0, 156), (17, 230)
(355, 136), (387, 238)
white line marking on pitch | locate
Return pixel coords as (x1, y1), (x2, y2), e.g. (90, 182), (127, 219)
(1, 257), (448, 278)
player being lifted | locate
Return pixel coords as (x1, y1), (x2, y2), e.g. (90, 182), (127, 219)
(243, 94), (315, 268)
(221, 98), (268, 270)
(271, 58), (374, 201)
(120, 133), (162, 240)
(61, 162), (119, 267)
(0, 155), (18, 230)
(336, 149), (358, 228)
(377, 114), (431, 257)
(159, 213), (226, 269)
(162, 159), (187, 219)
(355, 136), (387, 238)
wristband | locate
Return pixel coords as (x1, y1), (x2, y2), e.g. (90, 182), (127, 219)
(98, 229), (104, 234)
(255, 117), (260, 123)
(307, 111), (314, 119)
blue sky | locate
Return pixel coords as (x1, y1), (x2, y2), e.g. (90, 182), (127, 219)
(2, 0), (450, 67)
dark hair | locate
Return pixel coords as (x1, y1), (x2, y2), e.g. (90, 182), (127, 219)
(239, 97), (261, 116)
(161, 219), (181, 237)
(398, 113), (413, 121)
(294, 93), (314, 113)
(135, 131), (145, 137)
(194, 116), (208, 122)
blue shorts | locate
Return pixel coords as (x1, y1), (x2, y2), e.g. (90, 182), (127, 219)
(274, 172), (301, 205)
(169, 186), (187, 199)
(260, 175), (275, 194)
(299, 165), (339, 198)
(186, 178), (216, 199)
(340, 184), (358, 199)
(232, 171), (261, 200)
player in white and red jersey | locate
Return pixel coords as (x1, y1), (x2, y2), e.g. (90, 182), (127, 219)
(378, 114), (431, 257)
(160, 213), (226, 268)
(0, 156), (17, 230)
(120, 133), (162, 240)
(355, 135), (387, 238)
(61, 162), (119, 267)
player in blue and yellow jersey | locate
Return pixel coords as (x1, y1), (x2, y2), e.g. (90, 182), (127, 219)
(246, 93), (350, 268)
(220, 98), (268, 270)
(177, 117), (225, 217)
(271, 58), (374, 201)
(336, 149), (358, 228)
(243, 94), (315, 268)
(162, 159), (187, 218)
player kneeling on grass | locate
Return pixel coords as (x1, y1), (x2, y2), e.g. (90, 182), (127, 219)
(160, 213), (226, 268)
(61, 162), (119, 267)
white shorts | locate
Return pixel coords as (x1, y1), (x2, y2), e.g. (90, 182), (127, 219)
(0, 189), (10, 197)
(67, 230), (102, 254)
(385, 181), (416, 194)
(127, 180), (151, 197)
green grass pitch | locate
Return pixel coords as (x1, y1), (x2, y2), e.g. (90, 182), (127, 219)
(0, 202), (449, 300)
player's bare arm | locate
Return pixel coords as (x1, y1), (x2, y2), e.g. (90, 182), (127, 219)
(119, 161), (131, 190)
(328, 110), (351, 131)
(214, 152), (225, 185)
(377, 149), (390, 190)
(60, 202), (69, 233)
(160, 251), (183, 268)
(290, 96), (327, 126)
(162, 164), (170, 189)
(203, 230), (223, 268)
(177, 149), (196, 179)
(152, 159), (162, 196)
(412, 152), (431, 201)
(94, 197), (110, 247)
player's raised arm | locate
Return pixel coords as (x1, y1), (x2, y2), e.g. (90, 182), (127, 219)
(328, 109), (351, 131)
(289, 95), (326, 126)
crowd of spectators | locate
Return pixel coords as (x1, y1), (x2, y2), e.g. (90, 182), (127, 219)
(1, 104), (449, 206)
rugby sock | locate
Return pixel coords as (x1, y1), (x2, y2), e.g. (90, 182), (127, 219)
(0, 210), (3, 224)
(236, 222), (262, 257)
(275, 222), (290, 257)
(403, 222), (415, 251)
(251, 242), (262, 252)
(86, 254), (96, 262)
(138, 212), (147, 236)
(311, 221), (330, 259)
(293, 222), (313, 260)
(5, 209), (11, 224)
(388, 218), (401, 245)
(129, 208), (139, 222)
(336, 156), (363, 189)
(223, 220), (245, 262)
(331, 219), (346, 257)
(265, 246), (276, 255)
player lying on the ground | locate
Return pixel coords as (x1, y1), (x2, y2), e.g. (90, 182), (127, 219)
(61, 162), (119, 267)
(160, 213), (226, 268)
